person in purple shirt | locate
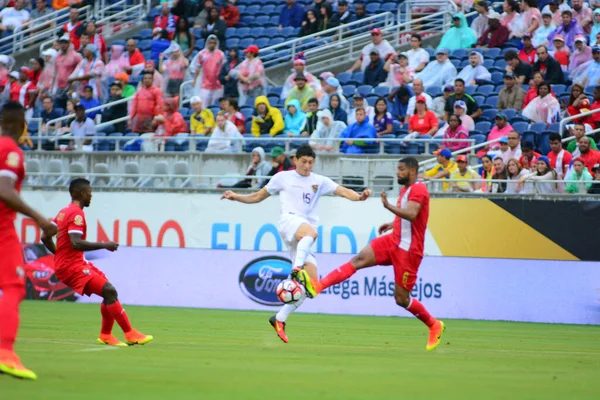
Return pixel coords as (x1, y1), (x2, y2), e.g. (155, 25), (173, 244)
(547, 10), (585, 51)
(372, 97), (393, 137)
(279, 0), (305, 29)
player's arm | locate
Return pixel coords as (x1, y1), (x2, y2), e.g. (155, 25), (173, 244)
(69, 232), (118, 252)
(41, 229), (57, 254)
(0, 177), (57, 236)
(333, 185), (372, 201)
(380, 190), (422, 222)
(221, 188), (271, 204)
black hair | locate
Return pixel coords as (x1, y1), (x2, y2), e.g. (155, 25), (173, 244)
(561, 10), (572, 17)
(296, 144), (316, 159)
(307, 97), (319, 105)
(110, 82), (121, 89)
(480, 154), (493, 163)
(521, 140), (534, 150)
(574, 122), (585, 129)
(175, 15), (192, 45)
(449, 114), (462, 125)
(160, 29), (169, 40)
(374, 97), (388, 116)
(476, 0), (489, 11)
(227, 97), (239, 111)
(399, 157), (419, 171)
(411, 33), (421, 41)
(537, 82), (551, 96)
(505, 0), (519, 12)
(69, 178), (90, 198)
(0, 101), (25, 138)
(549, 132), (562, 142)
(34, 57), (45, 69)
(142, 71), (154, 77)
(503, 49), (518, 61)
(524, 0), (537, 7)
(454, 78), (465, 86)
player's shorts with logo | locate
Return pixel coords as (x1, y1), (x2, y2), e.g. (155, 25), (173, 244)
(370, 234), (422, 291)
(55, 263), (108, 297)
(0, 234), (25, 289)
(277, 213), (317, 266)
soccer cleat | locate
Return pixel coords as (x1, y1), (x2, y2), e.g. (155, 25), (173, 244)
(124, 329), (154, 346)
(426, 320), (445, 351)
(97, 334), (128, 347)
(269, 315), (288, 343)
(290, 267), (317, 298)
(0, 350), (37, 380)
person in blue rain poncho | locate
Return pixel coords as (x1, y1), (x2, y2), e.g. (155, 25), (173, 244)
(339, 108), (377, 154)
(438, 13), (478, 50)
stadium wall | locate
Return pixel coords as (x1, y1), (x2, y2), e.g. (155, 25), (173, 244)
(20, 191), (600, 261)
(78, 247), (600, 325)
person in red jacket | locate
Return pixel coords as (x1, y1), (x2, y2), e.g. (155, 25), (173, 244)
(154, 97), (188, 137)
(62, 7), (84, 49)
(130, 72), (165, 133)
(221, 0), (240, 28)
(154, 3), (179, 40)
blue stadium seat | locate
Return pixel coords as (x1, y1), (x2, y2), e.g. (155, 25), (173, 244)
(485, 96), (498, 107)
(138, 39), (152, 51)
(179, 108), (192, 119)
(483, 59), (494, 69)
(529, 122), (547, 133)
(352, 72), (364, 82)
(465, 86), (476, 95)
(426, 86), (442, 98)
(268, 16), (279, 26)
(552, 84), (566, 96)
(494, 59), (507, 69)
(253, 28), (265, 37)
(547, 122), (561, 133)
(425, 48), (435, 57)
(255, 38), (270, 48)
(366, 3), (381, 13)
(470, 134), (487, 146)
(337, 72), (352, 85)
(366, 95), (379, 107)
(501, 48), (518, 57)
(356, 85), (373, 97)
(476, 85), (494, 96)
(538, 132), (552, 154)
(281, 26), (295, 37)
(226, 38), (240, 48)
(342, 85), (356, 98)
(511, 121), (528, 133)
(268, 86), (283, 96)
(452, 49), (468, 60)
(225, 28), (237, 38)
(381, 3), (397, 12)
(471, 48), (484, 56)
(485, 48), (501, 59)
(373, 86), (389, 97)
(252, 16), (270, 27)
(482, 108), (498, 121)
(240, 15), (255, 27)
(475, 121), (492, 133)
(502, 109), (517, 121)
(451, 60), (461, 69)
(241, 108), (254, 120)
(239, 38), (254, 49)
(269, 37), (284, 46)
(235, 27), (251, 38)
(264, 27), (279, 37)
(262, 5), (276, 14)
(522, 131), (535, 147)
(473, 95), (485, 105)
(135, 28), (152, 41)
(491, 72), (503, 84)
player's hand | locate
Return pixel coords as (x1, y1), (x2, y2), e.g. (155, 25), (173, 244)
(378, 223), (393, 235)
(359, 189), (372, 200)
(221, 190), (237, 201)
(380, 190), (389, 207)
(104, 242), (119, 252)
(39, 219), (57, 237)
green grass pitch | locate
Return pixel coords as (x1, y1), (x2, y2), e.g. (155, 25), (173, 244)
(3, 301), (600, 400)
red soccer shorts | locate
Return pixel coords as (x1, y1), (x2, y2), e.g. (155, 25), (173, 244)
(0, 235), (25, 289)
(370, 234), (423, 291)
(56, 263), (109, 297)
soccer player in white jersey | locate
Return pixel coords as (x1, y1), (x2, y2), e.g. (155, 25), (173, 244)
(221, 145), (371, 343)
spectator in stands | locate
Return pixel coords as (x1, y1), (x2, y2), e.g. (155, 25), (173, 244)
(31, 0), (52, 21)
(593, 9), (600, 41)
(479, 154), (495, 192)
(160, 44), (189, 98)
(0, 0), (30, 36)
(79, 85), (100, 120)
(439, 13), (478, 50)
(329, 93), (348, 124)
(85, 20), (108, 64)
(279, 0), (305, 30)
(479, 113), (513, 156)
(40, 96), (63, 137)
(501, 130), (522, 164)
(221, 0), (240, 28)
(519, 34), (536, 65)
(264, 147), (294, 183)
(534, 46), (565, 85)
(407, 96), (439, 139)
(130, 72), (164, 133)
(387, 84), (413, 122)
(588, 86), (600, 129)
(77, 32), (90, 55)
(69, 104), (96, 151)
(203, 7), (227, 47)
(417, 48), (457, 88)
(1, 71), (18, 106)
(542, 0), (569, 26)
(62, 7), (84, 49)
(224, 147), (272, 188)
(237, 45), (265, 106)
(406, 79), (432, 117)
(548, 11), (585, 50)
(98, 83), (127, 134)
(322, 77), (349, 112)
(533, 10), (556, 48)
(281, 53), (321, 101)
(37, 50), (56, 98)
(471, 1), (490, 38)
(0, 55), (13, 93)
(302, 98), (319, 136)
(505, 158), (529, 193)
(347, 28), (395, 73)
(194, 0), (214, 29)
(114, 72), (135, 98)
(451, 155), (481, 192)
(588, 164), (600, 193)
(457, 51), (492, 86)
(69, 44), (104, 100)
(104, 45), (130, 82)
(173, 17), (195, 59)
(571, 0), (593, 34)
(497, 73), (525, 111)
(565, 83), (590, 121)
(519, 140), (541, 169)
(155, 3), (178, 40)
(551, 35), (570, 72)
(501, 0), (520, 31)
(568, 122), (598, 154)
(330, 0), (354, 26)
(172, 0), (195, 20)
(504, 49), (533, 84)
(569, 35), (593, 72)
(572, 45), (600, 87)
(431, 84), (453, 119)
(56, 34), (83, 96)
(339, 108), (376, 154)
(319, 2), (335, 31)
(283, 99), (307, 137)
(192, 35), (225, 107)
(491, 155), (507, 193)
(348, 94), (374, 125)
(363, 49), (386, 87)
(575, 136), (600, 172)
(384, 52), (415, 87)
(565, 157), (593, 193)
(452, 101), (474, 131)
(154, 97), (188, 137)
(477, 10), (509, 48)
(309, 108), (346, 152)
(223, 97), (245, 133)
(285, 73), (316, 111)
(547, 133), (572, 183)
(443, 114), (469, 152)
(251, 96), (284, 137)
(372, 98), (393, 137)
(419, 148), (458, 192)
(522, 71), (547, 107)
(511, 0), (541, 39)
(219, 47), (240, 99)
(523, 81), (561, 123)
(206, 112), (244, 153)
(190, 96), (215, 136)
(151, 29), (171, 66)
(445, 78), (482, 121)
(125, 39), (146, 76)
(406, 34), (429, 73)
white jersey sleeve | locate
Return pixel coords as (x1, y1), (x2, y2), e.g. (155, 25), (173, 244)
(319, 175), (339, 196)
(265, 172), (284, 195)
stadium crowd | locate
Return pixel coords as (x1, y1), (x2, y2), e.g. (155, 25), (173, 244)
(0, 0), (599, 194)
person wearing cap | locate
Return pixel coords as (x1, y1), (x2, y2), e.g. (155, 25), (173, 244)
(285, 73), (317, 111)
(571, 0), (593, 34)
(154, 3), (179, 41)
(504, 49), (533, 85)
(519, 34), (536, 65)
(348, 94), (374, 125)
(548, 10), (585, 51)
(456, 51), (491, 86)
(338, 107), (377, 154)
(497, 72), (525, 111)
(416, 48), (457, 88)
(451, 100), (475, 131)
(569, 34), (593, 71)
(363, 48), (387, 87)
(55, 33), (83, 92)
(445, 78), (482, 121)
(220, 0), (241, 28)
(533, 45), (565, 84)
(130, 71), (165, 133)
(572, 45), (600, 88)
(85, 20), (108, 64)
(251, 96), (284, 137)
(480, 112), (513, 157)
(476, 10), (509, 48)
(330, 0), (354, 26)
(3, 71), (21, 106)
(321, 77), (349, 113)
(565, 157), (594, 194)
(309, 108), (346, 151)
(407, 95), (438, 139)
(189, 96), (215, 136)
(281, 53), (321, 101)
(406, 80), (432, 118)
(439, 13), (477, 50)
(450, 155), (481, 192)
(471, 1), (490, 39)
(431, 84), (453, 119)
(68, 43), (105, 99)
(384, 52), (415, 87)
(278, 0), (305, 30)
(587, 163), (600, 193)
(112, 72), (135, 98)
(419, 148), (458, 192)
(533, 10), (557, 48)
(406, 33), (429, 73)
(347, 27), (394, 73)
(191, 34), (225, 108)
(237, 45), (266, 106)
(263, 147), (294, 185)
(551, 34), (570, 72)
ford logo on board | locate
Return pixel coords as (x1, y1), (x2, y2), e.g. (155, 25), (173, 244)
(239, 256), (292, 306)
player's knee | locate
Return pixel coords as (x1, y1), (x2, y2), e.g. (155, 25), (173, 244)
(102, 283), (118, 302)
(394, 292), (410, 308)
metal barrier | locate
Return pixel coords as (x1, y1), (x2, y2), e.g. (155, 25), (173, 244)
(559, 108), (600, 144)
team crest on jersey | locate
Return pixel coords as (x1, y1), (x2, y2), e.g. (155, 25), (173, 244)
(6, 151), (20, 168)
(83, 268), (90, 275)
(74, 215), (83, 226)
(57, 213), (64, 221)
(16, 266), (24, 278)
(311, 184), (318, 193)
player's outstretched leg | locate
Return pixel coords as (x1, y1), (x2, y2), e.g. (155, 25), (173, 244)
(394, 284), (445, 351)
(290, 225), (319, 297)
(97, 303), (127, 347)
(0, 286), (37, 380)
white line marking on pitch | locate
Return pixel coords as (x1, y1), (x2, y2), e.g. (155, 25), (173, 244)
(78, 347), (120, 352)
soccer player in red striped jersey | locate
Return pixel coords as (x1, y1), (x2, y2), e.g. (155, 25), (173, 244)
(307, 157), (445, 351)
(0, 102), (58, 380)
(41, 178), (153, 347)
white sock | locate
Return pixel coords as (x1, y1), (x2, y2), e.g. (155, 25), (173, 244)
(276, 295), (306, 323)
(294, 236), (315, 268)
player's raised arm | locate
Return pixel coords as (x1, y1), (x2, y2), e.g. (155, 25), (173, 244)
(69, 232), (119, 252)
(221, 187), (271, 204)
(380, 190), (422, 221)
(333, 185), (372, 201)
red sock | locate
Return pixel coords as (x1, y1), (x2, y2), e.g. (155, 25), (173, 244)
(100, 303), (115, 335)
(0, 287), (24, 352)
(105, 301), (132, 333)
(406, 298), (436, 328)
(318, 262), (357, 293)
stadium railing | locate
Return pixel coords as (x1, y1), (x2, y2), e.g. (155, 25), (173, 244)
(559, 108), (600, 145)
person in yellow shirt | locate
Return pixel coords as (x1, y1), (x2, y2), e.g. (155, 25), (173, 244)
(419, 148), (458, 192)
(189, 96), (215, 135)
(450, 155), (481, 192)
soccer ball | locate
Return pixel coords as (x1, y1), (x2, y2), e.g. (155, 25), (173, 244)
(276, 279), (305, 304)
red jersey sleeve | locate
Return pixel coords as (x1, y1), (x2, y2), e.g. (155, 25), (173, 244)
(66, 209), (86, 235)
(408, 183), (429, 206)
(0, 140), (24, 182)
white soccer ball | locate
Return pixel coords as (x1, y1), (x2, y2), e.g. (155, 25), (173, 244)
(276, 279), (305, 304)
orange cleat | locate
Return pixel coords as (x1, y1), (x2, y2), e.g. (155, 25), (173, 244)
(0, 350), (37, 380)
(426, 320), (445, 351)
(97, 334), (127, 347)
(124, 329), (154, 346)
(269, 315), (288, 343)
